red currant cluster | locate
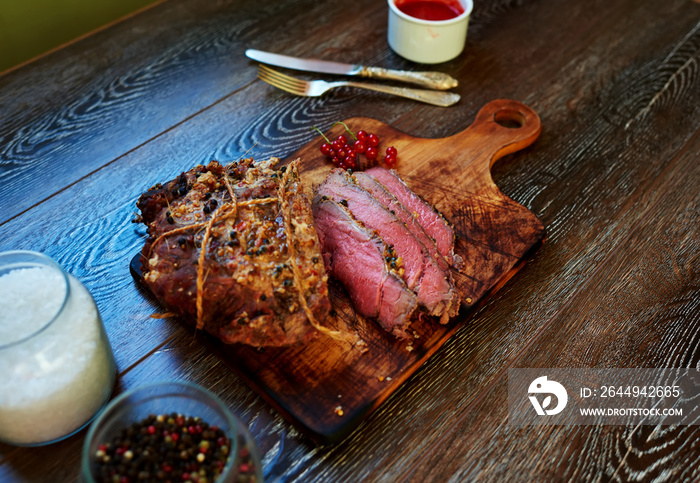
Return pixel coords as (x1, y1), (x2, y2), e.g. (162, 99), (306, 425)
(312, 122), (398, 170)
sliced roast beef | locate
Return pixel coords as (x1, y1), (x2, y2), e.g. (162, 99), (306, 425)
(317, 169), (459, 320)
(365, 167), (463, 269)
(312, 198), (417, 338)
(353, 171), (450, 273)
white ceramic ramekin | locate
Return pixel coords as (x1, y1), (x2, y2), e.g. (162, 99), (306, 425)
(387, 0), (473, 64)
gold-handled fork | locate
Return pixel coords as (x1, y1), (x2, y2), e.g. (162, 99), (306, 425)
(257, 65), (460, 107)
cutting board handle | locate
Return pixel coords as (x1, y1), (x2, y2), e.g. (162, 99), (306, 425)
(451, 99), (542, 171)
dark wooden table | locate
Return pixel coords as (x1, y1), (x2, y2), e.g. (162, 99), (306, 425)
(1, 0), (699, 481)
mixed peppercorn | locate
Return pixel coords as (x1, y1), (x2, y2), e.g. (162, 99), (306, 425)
(92, 413), (258, 483)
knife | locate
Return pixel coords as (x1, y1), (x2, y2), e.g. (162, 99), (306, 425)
(245, 49), (458, 90)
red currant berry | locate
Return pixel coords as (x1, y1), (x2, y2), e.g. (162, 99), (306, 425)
(337, 135), (347, 146)
(384, 154), (396, 167)
(365, 146), (378, 161)
(386, 146), (397, 157)
(356, 130), (368, 142)
(320, 143), (332, 156)
(367, 133), (380, 147)
(337, 148), (347, 159)
(345, 155), (356, 168)
(354, 140), (366, 154)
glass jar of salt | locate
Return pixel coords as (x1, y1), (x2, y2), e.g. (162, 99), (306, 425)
(0, 250), (116, 446)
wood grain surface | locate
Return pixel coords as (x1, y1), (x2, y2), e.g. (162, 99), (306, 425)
(0, 0), (698, 480)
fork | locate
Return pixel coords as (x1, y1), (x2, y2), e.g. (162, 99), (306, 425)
(257, 65), (460, 107)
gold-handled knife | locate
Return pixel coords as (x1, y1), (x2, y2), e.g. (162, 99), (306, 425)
(245, 49), (458, 90)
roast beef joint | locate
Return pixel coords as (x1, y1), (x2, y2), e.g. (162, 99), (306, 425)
(135, 157), (342, 347)
(135, 157), (460, 347)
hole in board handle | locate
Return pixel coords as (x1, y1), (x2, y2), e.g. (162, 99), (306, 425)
(494, 109), (526, 129)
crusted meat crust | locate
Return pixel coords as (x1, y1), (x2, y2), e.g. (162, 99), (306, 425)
(136, 157), (331, 347)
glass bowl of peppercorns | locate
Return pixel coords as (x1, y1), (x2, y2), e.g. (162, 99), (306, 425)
(81, 381), (263, 483)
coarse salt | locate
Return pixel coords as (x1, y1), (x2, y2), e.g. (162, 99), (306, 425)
(0, 267), (65, 345)
(0, 266), (115, 445)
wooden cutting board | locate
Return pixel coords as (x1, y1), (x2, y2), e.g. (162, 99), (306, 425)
(132, 99), (546, 443)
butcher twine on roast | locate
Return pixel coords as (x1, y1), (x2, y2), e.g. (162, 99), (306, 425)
(135, 157), (340, 347)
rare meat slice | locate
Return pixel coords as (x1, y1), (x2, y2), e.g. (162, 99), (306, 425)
(312, 198), (417, 338)
(317, 169), (459, 321)
(135, 158), (332, 347)
(365, 167), (463, 269)
(353, 171), (450, 274)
